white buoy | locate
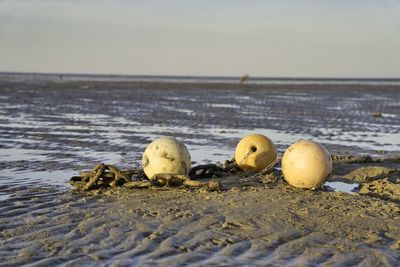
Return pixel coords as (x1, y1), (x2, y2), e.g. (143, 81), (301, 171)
(234, 134), (278, 172)
(282, 140), (332, 189)
(142, 137), (191, 179)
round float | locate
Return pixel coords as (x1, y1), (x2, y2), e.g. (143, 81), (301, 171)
(142, 137), (191, 179)
(234, 133), (278, 172)
(282, 140), (332, 189)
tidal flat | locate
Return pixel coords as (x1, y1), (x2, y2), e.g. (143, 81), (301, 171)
(0, 76), (399, 266)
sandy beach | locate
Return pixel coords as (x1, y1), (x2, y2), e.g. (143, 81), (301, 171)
(0, 76), (399, 266)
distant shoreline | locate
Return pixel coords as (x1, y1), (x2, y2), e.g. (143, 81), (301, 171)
(1, 71), (400, 85)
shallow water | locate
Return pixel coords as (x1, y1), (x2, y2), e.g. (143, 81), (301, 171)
(1, 117), (398, 189)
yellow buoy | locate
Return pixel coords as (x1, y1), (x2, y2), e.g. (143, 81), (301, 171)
(282, 140), (332, 189)
(142, 137), (191, 179)
(234, 134), (278, 172)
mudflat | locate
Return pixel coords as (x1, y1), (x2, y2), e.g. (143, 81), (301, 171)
(0, 77), (399, 266)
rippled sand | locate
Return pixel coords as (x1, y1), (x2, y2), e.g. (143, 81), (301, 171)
(0, 77), (399, 266)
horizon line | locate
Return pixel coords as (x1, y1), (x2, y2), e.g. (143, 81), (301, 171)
(1, 71), (400, 81)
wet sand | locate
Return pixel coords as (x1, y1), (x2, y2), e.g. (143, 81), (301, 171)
(0, 77), (400, 266)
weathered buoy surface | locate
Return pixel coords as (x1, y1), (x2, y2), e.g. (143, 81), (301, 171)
(142, 137), (191, 179)
(234, 134), (277, 172)
(282, 140), (332, 189)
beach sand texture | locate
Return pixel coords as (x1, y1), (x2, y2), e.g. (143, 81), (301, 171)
(0, 77), (400, 266)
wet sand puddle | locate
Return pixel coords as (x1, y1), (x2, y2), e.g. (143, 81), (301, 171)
(325, 181), (359, 193)
(0, 79), (400, 265)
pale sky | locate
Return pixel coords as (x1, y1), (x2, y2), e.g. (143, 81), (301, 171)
(0, 0), (400, 77)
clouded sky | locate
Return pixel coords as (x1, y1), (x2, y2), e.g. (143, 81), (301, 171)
(0, 0), (400, 77)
